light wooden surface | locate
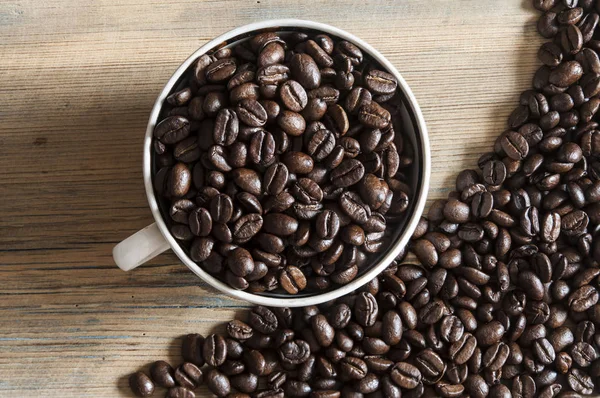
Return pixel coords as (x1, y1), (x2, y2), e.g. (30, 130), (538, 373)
(0, 1), (542, 396)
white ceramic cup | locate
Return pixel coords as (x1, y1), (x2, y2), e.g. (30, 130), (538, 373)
(113, 19), (431, 307)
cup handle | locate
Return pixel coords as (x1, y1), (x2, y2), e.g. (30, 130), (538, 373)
(113, 223), (171, 271)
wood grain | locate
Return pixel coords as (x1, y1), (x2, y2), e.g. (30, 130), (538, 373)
(0, 0), (542, 396)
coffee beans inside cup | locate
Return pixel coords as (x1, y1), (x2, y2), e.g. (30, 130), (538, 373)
(153, 30), (415, 294)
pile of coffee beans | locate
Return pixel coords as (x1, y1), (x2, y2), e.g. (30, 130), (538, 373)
(152, 30), (414, 294)
(129, 1), (600, 397)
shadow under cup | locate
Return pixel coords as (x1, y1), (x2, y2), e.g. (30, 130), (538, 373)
(151, 24), (429, 302)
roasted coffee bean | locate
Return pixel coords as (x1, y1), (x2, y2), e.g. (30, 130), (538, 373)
(236, 99), (267, 127)
(330, 159), (365, 188)
(280, 80), (308, 112)
(539, 42), (564, 67)
(464, 374), (489, 398)
(570, 341), (598, 367)
(449, 333), (477, 364)
(279, 266), (307, 294)
(290, 53), (321, 89)
(150, 360), (176, 388)
(210, 194), (233, 223)
(203, 334), (227, 367)
(226, 320), (253, 341)
(189, 237), (215, 262)
(282, 151), (314, 174)
(291, 177), (323, 204)
(206, 58), (237, 83)
(358, 101), (391, 129)
(414, 348), (445, 384)
(549, 61), (584, 87)
(569, 285), (599, 312)
(315, 209), (340, 239)
(174, 362), (203, 390)
(129, 372), (155, 397)
(390, 362), (422, 389)
(501, 131), (529, 160)
(262, 162), (289, 196)
(475, 321), (505, 346)
(249, 306), (278, 335)
(188, 207), (212, 237)
(249, 129), (276, 165)
(560, 25), (584, 55)
(263, 213), (299, 236)
(538, 11), (560, 38)
(364, 69), (397, 95)
(279, 339), (311, 365)
(165, 386), (194, 398)
(155, 116), (191, 144)
(345, 87), (373, 115)
(205, 369), (230, 397)
(307, 128), (336, 161)
(213, 108), (239, 146)
(567, 368), (594, 395)
(483, 160), (507, 186)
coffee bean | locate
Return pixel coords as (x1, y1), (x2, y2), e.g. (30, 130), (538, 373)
(353, 292), (378, 327)
(358, 102), (391, 129)
(501, 131), (529, 160)
(206, 369), (231, 397)
(249, 129), (276, 165)
(569, 285), (599, 312)
(129, 372), (155, 397)
(482, 159), (507, 186)
(291, 177), (323, 204)
(570, 341), (598, 367)
(314, 209), (340, 239)
(390, 362), (422, 389)
(187, 207), (212, 237)
(235, 99), (267, 127)
(260, 163), (288, 195)
(330, 159), (365, 188)
(519, 271), (545, 301)
(280, 80), (308, 112)
(345, 87), (372, 115)
(282, 151), (314, 174)
(248, 306), (278, 335)
(208, 193), (233, 224)
(339, 191), (371, 224)
(539, 42), (564, 67)
(560, 25), (584, 55)
(279, 339), (310, 365)
(549, 61), (584, 87)
(279, 266), (307, 294)
(364, 69), (397, 95)
(258, 42), (285, 67)
(538, 11), (560, 38)
(263, 213), (299, 236)
(435, 382), (465, 398)
(289, 53), (321, 90)
(337, 356), (367, 381)
(213, 108), (239, 146)
(174, 362), (202, 390)
(155, 115), (191, 144)
(203, 334), (227, 367)
(567, 368), (594, 395)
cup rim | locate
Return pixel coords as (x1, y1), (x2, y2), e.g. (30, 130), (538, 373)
(143, 19), (431, 307)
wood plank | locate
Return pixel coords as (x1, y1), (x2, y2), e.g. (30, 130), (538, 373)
(0, 0), (542, 396)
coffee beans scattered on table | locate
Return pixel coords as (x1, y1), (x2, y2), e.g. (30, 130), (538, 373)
(130, 2), (600, 396)
(153, 30), (414, 294)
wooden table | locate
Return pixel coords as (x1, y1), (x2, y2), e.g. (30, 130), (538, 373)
(0, 1), (542, 396)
